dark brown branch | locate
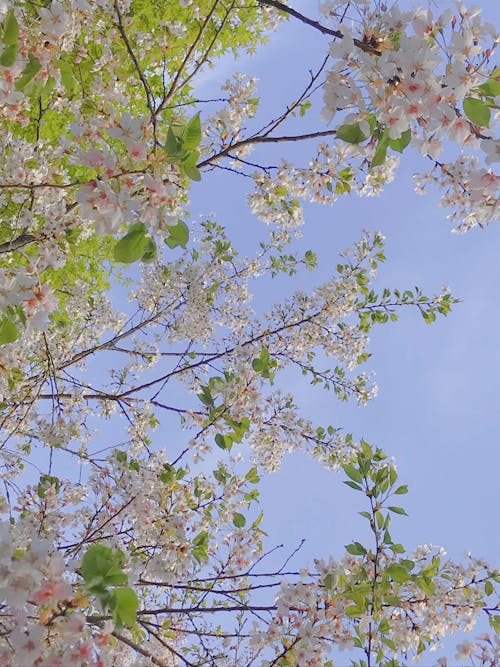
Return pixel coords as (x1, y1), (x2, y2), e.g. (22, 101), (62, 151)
(0, 231), (37, 254)
(258, 0), (343, 39)
(114, 0), (154, 113)
(257, 0), (381, 54)
(198, 129), (338, 168)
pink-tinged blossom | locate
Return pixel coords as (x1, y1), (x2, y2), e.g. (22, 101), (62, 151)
(33, 580), (72, 606)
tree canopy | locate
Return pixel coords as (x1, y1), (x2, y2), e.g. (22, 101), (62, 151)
(0, 0), (498, 665)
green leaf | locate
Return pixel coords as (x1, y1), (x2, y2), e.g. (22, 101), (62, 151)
(413, 575), (435, 596)
(165, 126), (183, 157)
(378, 619), (390, 634)
(114, 224), (148, 263)
(344, 480), (362, 491)
(386, 563), (410, 583)
(343, 464), (363, 483)
(141, 237), (157, 262)
(109, 587), (138, 628)
(400, 559), (415, 571)
(346, 542), (367, 556)
(463, 97), (491, 127)
(0, 316), (19, 345)
(56, 59), (75, 95)
(345, 605), (364, 618)
(215, 433), (232, 450)
(81, 545), (127, 593)
(182, 160), (201, 182)
(159, 463), (176, 484)
(251, 510), (264, 530)
(485, 580), (494, 596)
(371, 140), (388, 167)
(15, 55), (42, 91)
(4, 10), (19, 46)
(489, 614), (500, 634)
(37, 474), (61, 499)
(478, 77), (500, 98)
(115, 450), (127, 464)
(191, 531), (209, 562)
(388, 129), (411, 153)
(184, 113), (201, 150)
(336, 123), (367, 144)
(165, 220), (189, 249)
(299, 100), (311, 116)
(323, 572), (337, 590)
(252, 358), (262, 372)
(232, 512), (246, 528)
(0, 43), (18, 67)
(245, 466), (260, 484)
(394, 485), (408, 495)
(388, 506), (408, 515)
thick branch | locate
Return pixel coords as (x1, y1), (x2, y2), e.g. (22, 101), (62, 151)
(0, 231), (37, 254)
(198, 129), (338, 168)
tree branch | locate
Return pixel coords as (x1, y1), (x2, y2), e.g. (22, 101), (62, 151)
(256, 0), (381, 54)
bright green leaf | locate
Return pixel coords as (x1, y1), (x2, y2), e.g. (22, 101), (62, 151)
(0, 317), (19, 345)
(114, 228), (148, 263)
(109, 587), (139, 628)
(463, 97), (491, 127)
(165, 126), (183, 156)
(245, 467), (260, 484)
(478, 77), (500, 98)
(184, 113), (202, 150)
(165, 220), (189, 249)
(81, 545), (128, 592)
(56, 59), (75, 95)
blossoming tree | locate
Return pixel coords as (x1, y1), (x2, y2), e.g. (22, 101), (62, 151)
(0, 0), (498, 665)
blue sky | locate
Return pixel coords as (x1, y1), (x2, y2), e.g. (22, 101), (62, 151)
(189, 0), (500, 658)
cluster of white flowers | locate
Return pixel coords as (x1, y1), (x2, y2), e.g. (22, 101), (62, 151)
(320, 0), (499, 229)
